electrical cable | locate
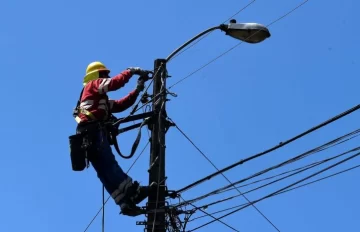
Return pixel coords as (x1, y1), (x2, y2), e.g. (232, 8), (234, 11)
(177, 128), (360, 206)
(188, 163), (360, 222)
(171, 120), (281, 232)
(113, 1), (259, 121)
(82, 140), (150, 232)
(216, 138), (359, 195)
(168, 0), (310, 90)
(102, 185), (105, 232)
(80, 1), (346, 231)
(188, 151), (360, 231)
(116, 0), (258, 127)
(113, 63), (164, 127)
(174, 104), (360, 195)
(81, 65), (164, 232)
(179, 196), (240, 232)
(185, 146), (360, 211)
(168, 0), (257, 62)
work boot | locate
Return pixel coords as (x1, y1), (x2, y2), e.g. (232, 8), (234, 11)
(120, 200), (144, 217)
(130, 181), (158, 204)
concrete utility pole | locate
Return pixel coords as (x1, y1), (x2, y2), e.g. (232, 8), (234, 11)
(147, 58), (167, 232)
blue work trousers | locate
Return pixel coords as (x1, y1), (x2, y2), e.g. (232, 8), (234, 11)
(89, 128), (133, 205)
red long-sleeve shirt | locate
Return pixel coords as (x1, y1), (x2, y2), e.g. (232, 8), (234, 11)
(77, 69), (139, 123)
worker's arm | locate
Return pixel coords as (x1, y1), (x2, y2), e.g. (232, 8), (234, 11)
(93, 67), (150, 94)
(108, 77), (147, 113)
(93, 70), (133, 94)
(109, 89), (140, 113)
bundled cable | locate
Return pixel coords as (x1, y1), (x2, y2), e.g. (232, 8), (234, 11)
(187, 150), (360, 231)
(175, 128), (360, 206)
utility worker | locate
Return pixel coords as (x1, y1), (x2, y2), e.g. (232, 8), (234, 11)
(73, 61), (153, 216)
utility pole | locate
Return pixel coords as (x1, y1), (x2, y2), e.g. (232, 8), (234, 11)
(147, 58), (167, 232)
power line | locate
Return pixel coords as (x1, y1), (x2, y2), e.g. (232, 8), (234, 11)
(82, 140), (150, 232)
(186, 146), (360, 210)
(168, 0), (310, 89)
(102, 186), (105, 232)
(176, 128), (360, 206)
(212, 130), (360, 198)
(188, 151), (360, 231)
(179, 196), (240, 232)
(168, 0), (257, 62)
(174, 103), (360, 195)
(124, 1), (259, 120)
(274, 163), (360, 196)
(216, 136), (360, 195)
(81, 1), (322, 231)
(119, 1), (258, 125)
(171, 120), (281, 232)
(188, 163), (360, 222)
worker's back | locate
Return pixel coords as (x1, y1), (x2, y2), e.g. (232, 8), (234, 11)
(77, 79), (111, 123)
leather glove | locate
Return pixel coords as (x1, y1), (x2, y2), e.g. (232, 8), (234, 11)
(136, 79), (145, 92)
(127, 67), (150, 76)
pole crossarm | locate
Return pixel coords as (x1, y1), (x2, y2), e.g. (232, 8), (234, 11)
(113, 111), (154, 126)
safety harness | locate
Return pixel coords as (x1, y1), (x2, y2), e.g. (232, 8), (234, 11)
(72, 87), (151, 161)
(73, 88), (96, 123)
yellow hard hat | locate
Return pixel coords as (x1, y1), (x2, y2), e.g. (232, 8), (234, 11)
(83, 61), (110, 86)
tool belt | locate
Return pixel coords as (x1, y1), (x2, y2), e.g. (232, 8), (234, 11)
(68, 115), (149, 171)
(68, 121), (104, 171)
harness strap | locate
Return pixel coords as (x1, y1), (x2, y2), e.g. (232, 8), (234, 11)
(73, 88), (151, 160)
(73, 87), (97, 123)
(109, 118), (150, 159)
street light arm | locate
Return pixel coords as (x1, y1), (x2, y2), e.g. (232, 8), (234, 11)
(165, 25), (224, 62)
(164, 20), (270, 63)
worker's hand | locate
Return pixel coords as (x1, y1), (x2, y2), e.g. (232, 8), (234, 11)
(136, 79), (145, 92)
(138, 72), (152, 82)
(127, 67), (151, 76)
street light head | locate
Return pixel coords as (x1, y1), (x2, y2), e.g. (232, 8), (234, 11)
(221, 20), (271, 44)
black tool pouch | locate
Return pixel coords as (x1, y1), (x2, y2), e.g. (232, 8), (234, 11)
(69, 133), (88, 171)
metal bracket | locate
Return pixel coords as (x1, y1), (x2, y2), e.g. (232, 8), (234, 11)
(117, 122), (143, 134)
(165, 119), (175, 133)
(165, 190), (179, 199)
(136, 221), (147, 225)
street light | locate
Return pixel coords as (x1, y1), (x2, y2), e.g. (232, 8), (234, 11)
(166, 19), (271, 62)
(222, 19), (271, 44)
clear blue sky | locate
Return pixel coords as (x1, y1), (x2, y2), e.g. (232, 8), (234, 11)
(1, 0), (359, 231)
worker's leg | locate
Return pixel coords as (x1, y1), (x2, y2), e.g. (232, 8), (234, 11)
(91, 129), (150, 216)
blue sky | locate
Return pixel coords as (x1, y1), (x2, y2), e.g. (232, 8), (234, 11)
(1, 0), (359, 231)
